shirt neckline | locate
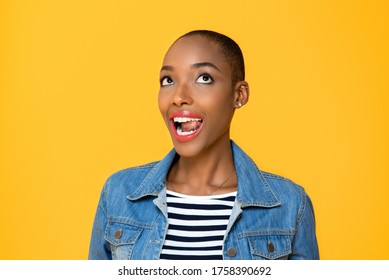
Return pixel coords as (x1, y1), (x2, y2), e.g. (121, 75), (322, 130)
(166, 189), (237, 199)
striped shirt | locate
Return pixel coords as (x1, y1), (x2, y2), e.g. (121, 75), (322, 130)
(160, 190), (236, 260)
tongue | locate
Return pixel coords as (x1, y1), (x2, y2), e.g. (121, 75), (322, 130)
(181, 121), (201, 132)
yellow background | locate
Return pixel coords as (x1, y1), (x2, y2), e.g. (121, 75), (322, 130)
(1, 0), (388, 259)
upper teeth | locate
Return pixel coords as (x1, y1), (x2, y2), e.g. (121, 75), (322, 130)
(173, 117), (202, 123)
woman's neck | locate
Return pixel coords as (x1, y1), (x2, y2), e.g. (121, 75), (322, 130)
(167, 139), (237, 195)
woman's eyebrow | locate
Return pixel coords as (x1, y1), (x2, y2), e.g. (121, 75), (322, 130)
(192, 62), (221, 73)
(161, 65), (174, 72)
(160, 62), (222, 73)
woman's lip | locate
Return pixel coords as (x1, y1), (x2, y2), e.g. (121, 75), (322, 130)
(169, 110), (204, 120)
(168, 110), (204, 143)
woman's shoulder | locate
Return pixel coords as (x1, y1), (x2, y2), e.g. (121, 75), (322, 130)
(113, 161), (160, 174)
(255, 169), (312, 223)
(258, 169), (306, 201)
(103, 161), (161, 194)
(260, 170), (301, 186)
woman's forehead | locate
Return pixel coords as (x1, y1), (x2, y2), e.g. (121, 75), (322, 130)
(163, 36), (229, 68)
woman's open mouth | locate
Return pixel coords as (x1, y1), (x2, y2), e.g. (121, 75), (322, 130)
(174, 117), (203, 136)
(169, 111), (204, 142)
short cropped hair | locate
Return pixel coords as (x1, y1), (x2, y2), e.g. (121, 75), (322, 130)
(179, 30), (245, 86)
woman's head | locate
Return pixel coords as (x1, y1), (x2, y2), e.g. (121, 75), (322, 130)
(178, 30), (245, 87)
(158, 30), (249, 157)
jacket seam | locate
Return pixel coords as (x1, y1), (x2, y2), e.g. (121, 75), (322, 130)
(295, 186), (307, 226)
(237, 229), (296, 238)
(131, 161), (159, 169)
(97, 203), (107, 219)
(102, 179), (110, 217)
(261, 171), (291, 181)
(106, 217), (155, 229)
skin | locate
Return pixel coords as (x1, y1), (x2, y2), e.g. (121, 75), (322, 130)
(158, 35), (249, 195)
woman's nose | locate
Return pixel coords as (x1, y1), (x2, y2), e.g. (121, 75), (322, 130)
(172, 83), (193, 106)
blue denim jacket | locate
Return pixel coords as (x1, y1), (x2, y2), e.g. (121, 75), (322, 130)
(89, 141), (319, 260)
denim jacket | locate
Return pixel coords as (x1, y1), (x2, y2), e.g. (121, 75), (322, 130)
(89, 141), (319, 260)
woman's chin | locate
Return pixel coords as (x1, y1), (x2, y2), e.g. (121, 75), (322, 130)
(170, 138), (206, 159)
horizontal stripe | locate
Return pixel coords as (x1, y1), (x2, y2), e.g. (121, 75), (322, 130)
(167, 202), (233, 210)
(161, 245), (222, 251)
(167, 207), (233, 216)
(166, 234), (223, 243)
(215, 195), (236, 202)
(167, 190), (236, 199)
(167, 218), (229, 226)
(168, 224), (227, 231)
(167, 192), (235, 204)
(160, 254), (223, 260)
(168, 212), (230, 220)
(163, 239), (224, 248)
(166, 197), (235, 207)
(167, 229), (226, 237)
(161, 249), (221, 256)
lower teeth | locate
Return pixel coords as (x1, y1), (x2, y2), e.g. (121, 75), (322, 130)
(177, 126), (197, 136)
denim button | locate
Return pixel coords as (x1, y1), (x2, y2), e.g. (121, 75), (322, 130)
(227, 247), (237, 257)
(114, 228), (123, 239)
(267, 241), (275, 253)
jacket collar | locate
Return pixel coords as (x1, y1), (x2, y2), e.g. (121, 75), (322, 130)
(128, 140), (280, 208)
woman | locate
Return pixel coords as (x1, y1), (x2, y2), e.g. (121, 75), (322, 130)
(89, 30), (319, 260)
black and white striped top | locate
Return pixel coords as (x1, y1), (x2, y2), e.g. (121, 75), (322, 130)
(159, 190), (236, 260)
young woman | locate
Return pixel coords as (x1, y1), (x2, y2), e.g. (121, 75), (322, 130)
(89, 30), (319, 260)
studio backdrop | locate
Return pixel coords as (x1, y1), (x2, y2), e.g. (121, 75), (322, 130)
(1, 0), (388, 259)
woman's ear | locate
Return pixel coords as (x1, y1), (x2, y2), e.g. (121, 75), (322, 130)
(234, 81), (249, 108)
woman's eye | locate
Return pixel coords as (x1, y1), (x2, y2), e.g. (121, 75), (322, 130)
(196, 74), (213, 84)
(161, 77), (173, 86)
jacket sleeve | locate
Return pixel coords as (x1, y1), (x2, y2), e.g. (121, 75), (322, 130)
(289, 191), (320, 259)
(88, 181), (112, 260)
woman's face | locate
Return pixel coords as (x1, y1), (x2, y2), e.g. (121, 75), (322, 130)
(158, 35), (239, 157)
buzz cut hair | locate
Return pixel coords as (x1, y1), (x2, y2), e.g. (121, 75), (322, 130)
(179, 30), (245, 86)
